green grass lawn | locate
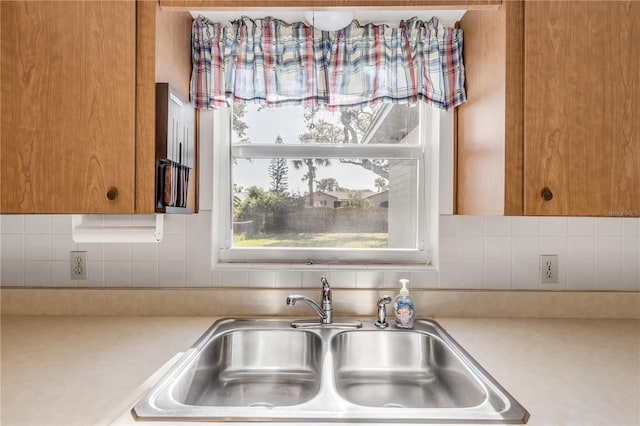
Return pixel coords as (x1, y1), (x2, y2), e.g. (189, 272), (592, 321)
(233, 232), (388, 248)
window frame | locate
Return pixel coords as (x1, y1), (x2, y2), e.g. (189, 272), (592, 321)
(211, 103), (436, 266)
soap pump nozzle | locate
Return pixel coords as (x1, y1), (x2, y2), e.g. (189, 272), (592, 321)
(399, 279), (410, 296)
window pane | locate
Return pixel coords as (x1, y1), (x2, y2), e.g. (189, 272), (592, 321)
(232, 157), (418, 249)
(232, 103), (420, 145)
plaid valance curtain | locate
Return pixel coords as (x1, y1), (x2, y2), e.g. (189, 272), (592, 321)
(191, 15), (466, 111)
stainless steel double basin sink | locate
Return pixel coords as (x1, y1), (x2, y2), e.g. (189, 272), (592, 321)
(133, 318), (529, 423)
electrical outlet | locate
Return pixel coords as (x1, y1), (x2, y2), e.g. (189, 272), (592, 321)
(70, 251), (87, 280)
(540, 254), (558, 284)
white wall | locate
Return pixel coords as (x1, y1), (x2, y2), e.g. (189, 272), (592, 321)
(1, 213), (638, 291)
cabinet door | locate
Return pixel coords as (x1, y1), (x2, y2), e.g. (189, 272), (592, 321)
(524, 1), (640, 216)
(1, 1), (136, 213)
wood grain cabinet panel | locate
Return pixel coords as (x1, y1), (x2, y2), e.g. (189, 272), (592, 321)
(524, 1), (640, 216)
(456, 1), (523, 215)
(457, 0), (639, 217)
(1, 1), (136, 213)
(159, 0), (501, 9)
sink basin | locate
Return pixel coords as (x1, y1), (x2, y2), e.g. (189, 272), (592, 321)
(172, 329), (322, 407)
(332, 330), (485, 409)
(133, 318), (529, 423)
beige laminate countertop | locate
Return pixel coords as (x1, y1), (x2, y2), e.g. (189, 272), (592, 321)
(1, 316), (638, 426)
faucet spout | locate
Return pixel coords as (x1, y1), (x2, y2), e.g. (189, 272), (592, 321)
(286, 295), (327, 320)
(286, 276), (333, 325)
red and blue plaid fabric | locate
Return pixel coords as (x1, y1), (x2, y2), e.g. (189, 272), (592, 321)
(191, 16), (466, 111)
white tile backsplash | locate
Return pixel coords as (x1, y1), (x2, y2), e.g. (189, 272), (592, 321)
(158, 262), (186, 287)
(484, 216), (512, 236)
(484, 262), (512, 290)
(24, 234), (50, 261)
(594, 262), (622, 290)
(457, 262), (484, 289)
(566, 262), (595, 291)
(355, 270), (384, 288)
(567, 236), (595, 263)
(383, 271), (411, 288)
(457, 216), (484, 236)
(50, 215), (72, 233)
(512, 236), (539, 263)
(457, 235), (484, 262)
(220, 270), (249, 287)
(1, 215), (24, 234)
(595, 217), (622, 236)
(131, 243), (159, 262)
(158, 234), (186, 262)
(104, 243), (132, 262)
(185, 211), (212, 263)
(622, 237), (639, 264)
(539, 217), (568, 236)
(439, 214), (457, 236)
(302, 270), (329, 288)
(410, 270), (438, 288)
(621, 263), (640, 291)
(51, 260), (77, 287)
(1, 212), (639, 292)
(329, 271), (357, 288)
(511, 262), (540, 290)
(163, 215), (186, 235)
(186, 262), (214, 287)
(273, 270), (302, 288)
(1, 234), (24, 260)
(85, 261), (105, 287)
(622, 218), (640, 236)
(249, 270), (275, 288)
(24, 260), (51, 286)
(132, 262), (159, 287)
(595, 236), (623, 264)
(104, 261), (131, 287)
(512, 216), (539, 236)
(51, 235), (77, 261)
(539, 236), (567, 258)
(484, 236), (511, 263)
(568, 217), (595, 235)
(1, 260), (24, 286)
(24, 215), (51, 234)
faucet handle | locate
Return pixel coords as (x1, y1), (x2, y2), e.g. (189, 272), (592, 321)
(320, 276), (330, 289)
(320, 276), (331, 301)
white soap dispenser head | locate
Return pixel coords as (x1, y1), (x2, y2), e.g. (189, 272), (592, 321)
(399, 279), (410, 296)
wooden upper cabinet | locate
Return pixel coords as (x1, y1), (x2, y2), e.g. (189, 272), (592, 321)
(159, 0), (501, 9)
(0, 1), (194, 215)
(523, 1), (640, 216)
(456, 1), (523, 216)
(1, 1), (137, 213)
(457, 0), (639, 217)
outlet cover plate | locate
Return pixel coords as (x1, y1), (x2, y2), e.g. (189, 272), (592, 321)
(70, 251), (87, 280)
(540, 254), (558, 284)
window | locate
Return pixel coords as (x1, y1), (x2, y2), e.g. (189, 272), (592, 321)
(212, 102), (435, 265)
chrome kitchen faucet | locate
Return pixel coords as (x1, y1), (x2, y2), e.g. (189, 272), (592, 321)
(286, 276), (361, 329)
(286, 276), (333, 324)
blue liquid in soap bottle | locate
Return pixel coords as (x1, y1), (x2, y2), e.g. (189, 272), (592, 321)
(393, 279), (415, 328)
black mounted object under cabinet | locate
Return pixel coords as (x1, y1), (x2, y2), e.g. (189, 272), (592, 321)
(156, 83), (198, 214)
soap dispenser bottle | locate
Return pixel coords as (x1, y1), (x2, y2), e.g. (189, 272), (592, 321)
(393, 279), (416, 328)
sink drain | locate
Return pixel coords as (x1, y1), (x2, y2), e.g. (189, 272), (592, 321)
(382, 403), (405, 409)
(249, 402), (275, 408)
